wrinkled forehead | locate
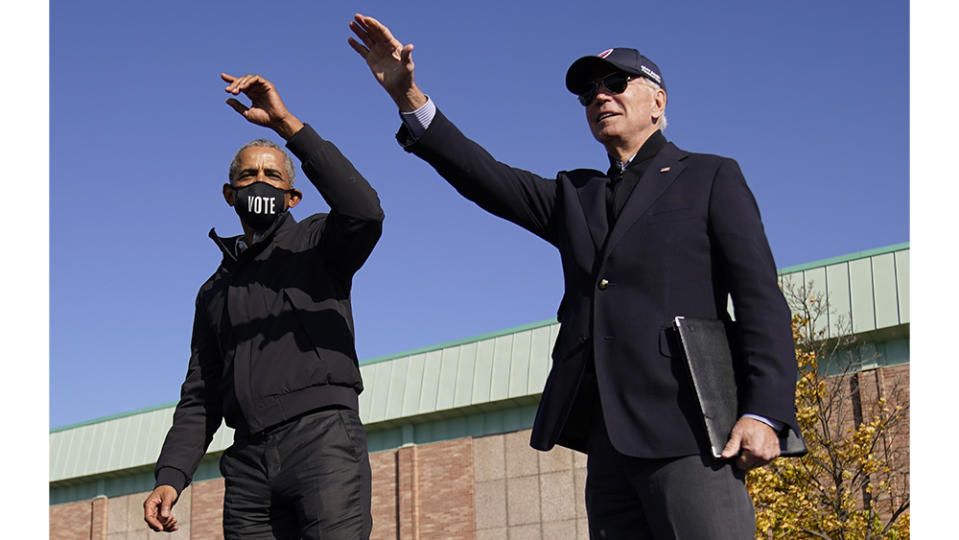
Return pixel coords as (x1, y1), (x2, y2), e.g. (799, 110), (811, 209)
(237, 146), (285, 166)
(232, 147), (291, 185)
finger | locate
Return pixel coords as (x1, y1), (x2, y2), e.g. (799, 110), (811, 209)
(355, 14), (402, 51)
(143, 500), (162, 531)
(230, 74), (257, 94)
(224, 74), (246, 95)
(227, 74), (260, 95)
(352, 13), (373, 35)
(220, 72), (237, 83)
(241, 75), (274, 98)
(160, 497), (173, 519)
(225, 98), (249, 116)
(144, 514), (162, 531)
(720, 431), (742, 459)
(347, 37), (369, 58)
(349, 19), (374, 48)
(361, 15), (399, 45)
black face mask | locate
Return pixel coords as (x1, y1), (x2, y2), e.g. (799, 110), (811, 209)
(231, 182), (292, 231)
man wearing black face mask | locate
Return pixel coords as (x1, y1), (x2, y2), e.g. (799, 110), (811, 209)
(143, 73), (383, 539)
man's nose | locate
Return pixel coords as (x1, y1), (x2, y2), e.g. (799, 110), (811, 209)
(591, 89), (614, 106)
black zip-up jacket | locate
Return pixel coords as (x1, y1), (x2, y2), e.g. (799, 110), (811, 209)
(154, 124), (384, 494)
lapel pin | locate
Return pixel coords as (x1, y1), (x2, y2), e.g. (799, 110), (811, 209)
(660, 167), (671, 173)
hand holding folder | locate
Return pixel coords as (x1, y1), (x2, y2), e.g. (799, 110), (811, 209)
(673, 316), (806, 460)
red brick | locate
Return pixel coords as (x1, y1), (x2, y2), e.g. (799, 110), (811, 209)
(190, 477), (225, 540)
(50, 500), (92, 540)
(417, 439), (475, 539)
(370, 449), (398, 540)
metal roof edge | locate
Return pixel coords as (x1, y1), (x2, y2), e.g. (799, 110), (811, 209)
(50, 400), (178, 433)
(358, 317), (559, 366)
(49, 317), (559, 434)
(778, 241), (909, 276)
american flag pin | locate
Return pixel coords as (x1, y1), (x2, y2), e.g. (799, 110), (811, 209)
(660, 167), (671, 173)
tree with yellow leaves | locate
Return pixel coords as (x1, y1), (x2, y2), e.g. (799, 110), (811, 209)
(747, 283), (909, 539)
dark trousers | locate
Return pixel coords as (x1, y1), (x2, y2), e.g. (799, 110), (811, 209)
(585, 406), (755, 539)
(219, 408), (372, 540)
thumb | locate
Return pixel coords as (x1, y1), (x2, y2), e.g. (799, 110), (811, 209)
(225, 98), (249, 116)
(160, 497), (172, 518)
(400, 44), (415, 68)
(720, 430), (742, 459)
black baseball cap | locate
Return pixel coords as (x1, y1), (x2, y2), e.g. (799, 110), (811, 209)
(565, 48), (666, 94)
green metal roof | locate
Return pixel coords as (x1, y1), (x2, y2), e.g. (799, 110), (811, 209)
(777, 242), (908, 338)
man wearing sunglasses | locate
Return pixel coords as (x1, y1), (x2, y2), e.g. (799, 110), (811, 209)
(350, 14), (799, 539)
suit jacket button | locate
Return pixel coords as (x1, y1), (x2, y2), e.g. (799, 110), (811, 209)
(598, 279), (610, 290)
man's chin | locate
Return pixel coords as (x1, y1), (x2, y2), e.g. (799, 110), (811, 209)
(591, 129), (621, 147)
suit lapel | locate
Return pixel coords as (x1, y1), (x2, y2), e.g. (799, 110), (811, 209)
(602, 142), (687, 257)
(578, 175), (609, 253)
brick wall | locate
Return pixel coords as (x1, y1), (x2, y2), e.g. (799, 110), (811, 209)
(416, 439), (475, 539)
(855, 364), (910, 518)
(370, 438), (476, 539)
(189, 478), (223, 540)
(370, 449), (398, 538)
(50, 499), (94, 540)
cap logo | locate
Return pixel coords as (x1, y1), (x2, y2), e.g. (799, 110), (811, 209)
(598, 49), (614, 58)
(640, 65), (662, 84)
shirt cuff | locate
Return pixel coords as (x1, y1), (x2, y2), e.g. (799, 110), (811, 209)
(399, 97), (436, 140)
(742, 414), (784, 432)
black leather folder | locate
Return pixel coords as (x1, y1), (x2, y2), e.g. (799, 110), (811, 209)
(673, 316), (807, 459)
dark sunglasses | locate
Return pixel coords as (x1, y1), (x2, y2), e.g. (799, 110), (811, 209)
(577, 72), (633, 106)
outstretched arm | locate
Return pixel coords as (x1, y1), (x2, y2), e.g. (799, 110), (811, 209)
(221, 73), (304, 140)
(348, 13), (427, 112)
(348, 15), (557, 243)
(221, 73), (383, 274)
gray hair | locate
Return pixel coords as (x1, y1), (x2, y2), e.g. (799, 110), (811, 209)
(228, 139), (297, 187)
(639, 77), (668, 132)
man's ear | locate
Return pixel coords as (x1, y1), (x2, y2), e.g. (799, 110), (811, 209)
(287, 188), (303, 209)
(652, 88), (667, 121)
(223, 183), (236, 206)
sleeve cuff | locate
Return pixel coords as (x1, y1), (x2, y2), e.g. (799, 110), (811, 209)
(285, 123), (324, 161)
(398, 96), (436, 140)
(155, 467), (190, 495)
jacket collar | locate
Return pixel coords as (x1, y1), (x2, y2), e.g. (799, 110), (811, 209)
(606, 131), (667, 175)
(209, 211), (295, 263)
(601, 141), (688, 256)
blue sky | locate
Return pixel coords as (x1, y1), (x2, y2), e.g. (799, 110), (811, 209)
(46, 0), (911, 430)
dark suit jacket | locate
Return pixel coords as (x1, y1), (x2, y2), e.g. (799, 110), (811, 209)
(400, 110), (799, 458)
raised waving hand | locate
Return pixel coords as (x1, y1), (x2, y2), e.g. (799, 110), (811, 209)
(221, 73), (303, 140)
(348, 14), (427, 112)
